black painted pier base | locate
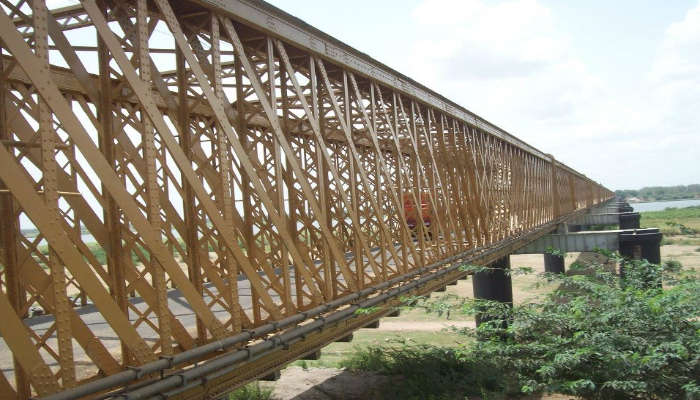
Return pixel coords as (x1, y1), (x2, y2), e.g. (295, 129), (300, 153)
(544, 253), (565, 274)
(620, 212), (641, 229)
(620, 230), (662, 265)
(260, 370), (281, 381)
(472, 256), (513, 327)
(568, 224), (582, 232)
(619, 203), (634, 213)
(336, 333), (353, 342)
(619, 229), (663, 287)
(364, 320), (380, 329)
(301, 350), (321, 360)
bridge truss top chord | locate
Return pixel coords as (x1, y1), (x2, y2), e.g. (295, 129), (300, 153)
(0, 1), (612, 398)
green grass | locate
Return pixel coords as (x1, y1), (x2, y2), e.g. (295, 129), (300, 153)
(640, 205), (700, 235)
(287, 330), (468, 369)
(227, 382), (273, 400)
(662, 237), (700, 246)
(589, 224), (618, 231)
(341, 344), (508, 399)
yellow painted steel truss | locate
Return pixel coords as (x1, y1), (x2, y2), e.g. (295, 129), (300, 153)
(0, 1), (612, 398)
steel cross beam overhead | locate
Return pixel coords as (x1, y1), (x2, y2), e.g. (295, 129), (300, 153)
(0, 0), (612, 398)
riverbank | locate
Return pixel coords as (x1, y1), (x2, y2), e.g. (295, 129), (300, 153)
(631, 198), (700, 212)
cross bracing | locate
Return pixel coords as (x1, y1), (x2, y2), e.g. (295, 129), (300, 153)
(0, 1), (611, 398)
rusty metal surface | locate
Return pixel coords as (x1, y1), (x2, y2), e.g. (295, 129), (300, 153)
(0, 1), (612, 398)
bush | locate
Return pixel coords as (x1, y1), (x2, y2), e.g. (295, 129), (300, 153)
(342, 343), (514, 399)
(470, 258), (698, 399)
(346, 256), (700, 399)
(228, 383), (273, 400)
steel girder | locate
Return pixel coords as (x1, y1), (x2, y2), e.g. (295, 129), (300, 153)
(0, 0), (612, 398)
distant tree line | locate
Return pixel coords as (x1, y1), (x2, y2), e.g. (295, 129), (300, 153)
(616, 184), (700, 202)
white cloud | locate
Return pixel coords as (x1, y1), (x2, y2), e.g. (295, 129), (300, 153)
(649, 3), (700, 134)
(404, 0), (700, 189)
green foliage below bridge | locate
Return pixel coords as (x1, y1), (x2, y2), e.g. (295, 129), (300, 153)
(343, 256), (700, 399)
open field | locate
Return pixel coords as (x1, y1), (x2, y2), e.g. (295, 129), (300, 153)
(640, 205), (700, 235)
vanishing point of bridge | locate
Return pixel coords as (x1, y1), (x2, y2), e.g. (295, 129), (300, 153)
(0, 1), (623, 399)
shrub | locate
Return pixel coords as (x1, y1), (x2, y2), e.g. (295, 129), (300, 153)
(346, 255), (700, 399)
(469, 258), (699, 399)
(342, 343), (513, 399)
(545, 246), (565, 257)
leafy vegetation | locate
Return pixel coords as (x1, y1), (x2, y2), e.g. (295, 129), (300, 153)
(545, 246), (565, 257)
(343, 256), (700, 399)
(289, 330), (467, 370)
(342, 344), (506, 399)
(616, 184), (700, 202)
(228, 382), (273, 400)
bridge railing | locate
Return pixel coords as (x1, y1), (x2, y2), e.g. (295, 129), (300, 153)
(0, 0), (611, 397)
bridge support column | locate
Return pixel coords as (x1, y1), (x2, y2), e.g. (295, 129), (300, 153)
(336, 333), (353, 342)
(619, 212), (641, 229)
(260, 370), (281, 381)
(568, 224), (582, 232)
(364, 320), (380, 329)
(556, 223), (569, 233)
(619, 230), (663, 287)
(620, 230), (662, 265)
(301, 350), (321, 360)
(544, 253), (565, 274)
(619, 204), (634, 213)
(472, 256), (513, 327)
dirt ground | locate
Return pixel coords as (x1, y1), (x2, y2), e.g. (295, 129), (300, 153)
(259, 242), (699, 400)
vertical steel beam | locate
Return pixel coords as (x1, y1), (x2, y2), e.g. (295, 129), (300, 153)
(269, 38), (295, 311)
(309, 57), (334, 299)
(0, 42), (30, 400)
(549, 156), (560, 219)
(96, 1), (130, 366)
(177, 49), (207, 344)
(213, 14), (243, 330)
(34, 0), (76, 387)
(137, 0), (172, 355)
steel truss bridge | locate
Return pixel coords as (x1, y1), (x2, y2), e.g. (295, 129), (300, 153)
(0, 1), (612, 398)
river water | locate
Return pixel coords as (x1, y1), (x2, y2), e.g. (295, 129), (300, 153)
(631, 199), (700, 212)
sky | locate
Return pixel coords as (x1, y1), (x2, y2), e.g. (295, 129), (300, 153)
(267, 0), (700, 191)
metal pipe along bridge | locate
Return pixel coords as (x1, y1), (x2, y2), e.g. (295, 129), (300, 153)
(0, 1), (612, 398)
